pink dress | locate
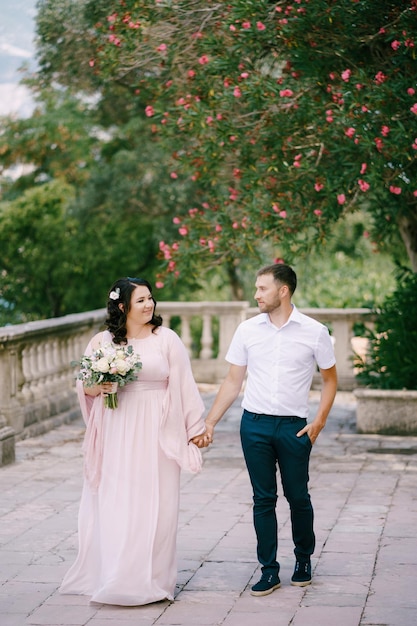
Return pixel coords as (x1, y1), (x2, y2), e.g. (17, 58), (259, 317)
(60, 326), (205, 606)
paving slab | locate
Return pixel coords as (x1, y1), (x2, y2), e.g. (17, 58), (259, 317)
(1, 390), (417, 626)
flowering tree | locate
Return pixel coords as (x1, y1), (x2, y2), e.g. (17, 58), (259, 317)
(37, 0), (417, 287)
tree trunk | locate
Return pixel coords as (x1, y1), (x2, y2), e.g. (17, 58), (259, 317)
(226, 262), (245, 301)
(398, 210), (417, 273)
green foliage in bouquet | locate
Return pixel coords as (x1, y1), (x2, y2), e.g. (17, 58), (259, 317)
(355, 268), (417, 390)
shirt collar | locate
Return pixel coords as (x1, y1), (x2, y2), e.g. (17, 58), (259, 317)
(255, 304), (301, 328)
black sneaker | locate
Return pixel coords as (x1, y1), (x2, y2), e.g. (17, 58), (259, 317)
(250, 572), (281, 596)
(291, 560), (312, 587)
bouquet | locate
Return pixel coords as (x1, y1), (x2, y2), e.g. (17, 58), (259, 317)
(73, 342), (142, 409)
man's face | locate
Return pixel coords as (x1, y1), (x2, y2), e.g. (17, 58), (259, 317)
(254, 273), (284, 313)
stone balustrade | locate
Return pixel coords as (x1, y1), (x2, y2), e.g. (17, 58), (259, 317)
(0, 303), (373, 466)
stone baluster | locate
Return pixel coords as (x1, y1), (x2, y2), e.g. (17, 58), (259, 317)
(200, 314), (213, 359)
(180, 316), (192, 355)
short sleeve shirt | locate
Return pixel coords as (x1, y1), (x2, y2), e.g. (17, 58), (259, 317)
(225, 305), (336, 418)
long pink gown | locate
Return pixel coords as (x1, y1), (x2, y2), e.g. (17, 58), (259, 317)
(60, 326), (205, 606)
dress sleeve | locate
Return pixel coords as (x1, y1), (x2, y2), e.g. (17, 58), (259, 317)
(75, 331), (107, 491)
(160, 328), (206, 473)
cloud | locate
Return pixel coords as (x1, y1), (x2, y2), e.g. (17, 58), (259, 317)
(0, 83), (34, 117)
(0, 42), (33, 59)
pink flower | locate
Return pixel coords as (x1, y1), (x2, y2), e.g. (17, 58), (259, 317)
(279, 210), (287, 218)
(215, 224), (222, 232)
(230, 24), (236, 32)
(272, 203), (280, 213)
(173, 217), (181, 224)
(198, 55), (209, 65)
(256, 21), (266, 30)
(279, 89), (294, 97)
(345, 127), (356, 138)
(178, 226), (188, 236)
(170, 172), (178, 179)
(408, 87), (416, 95)
(412, 138), (417, 150)
(374, 137), (384, 152)
(314, 183), (324, 192)
(242, 21), (251, 29)
(358, 179), (370, 192)
(232, 222), (239, 229)
(341, 69), (351, 82)
(374, 71), (387, 84)
(337, 194), (346, 205)
(157, 43), (167, 52)
(206, 116), (213, 125)
(410, 103), (417, 115)
(155, 281), (164, 289)
(381, 125), (390, 136)
(233, 87), (242, 98)
(314, 209), (322, 216)
(360, 163), (367, 174)
(240, 72), (249, 79)
(389, 185), (402, 195)
(108, 34), (121, 46)
(145, 105), (154, 117)
(89, 59), (95, 67)
(413, 190), (417, 197)
(391, 40), (401, 50)
(187, 70), (196, 78)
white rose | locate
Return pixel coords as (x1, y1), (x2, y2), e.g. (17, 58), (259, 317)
(113, 358), (130, 375)
(92, 357), (111, 373)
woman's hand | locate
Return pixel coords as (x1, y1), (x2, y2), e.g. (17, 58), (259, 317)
(84, 382), (118, 397)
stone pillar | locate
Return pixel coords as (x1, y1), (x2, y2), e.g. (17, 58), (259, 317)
(0, 416), (15, 466)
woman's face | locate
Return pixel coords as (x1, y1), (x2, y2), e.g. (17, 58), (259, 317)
(127, 285), (155, 324)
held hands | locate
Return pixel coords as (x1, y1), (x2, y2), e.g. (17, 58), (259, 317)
(190, 423), (214, 449)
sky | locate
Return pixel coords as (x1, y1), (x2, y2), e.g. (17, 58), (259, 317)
(0, 0), (37, 117)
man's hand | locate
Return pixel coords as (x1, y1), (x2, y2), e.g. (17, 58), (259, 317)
(296, 420), (324, 445)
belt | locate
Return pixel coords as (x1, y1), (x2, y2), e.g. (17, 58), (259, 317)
(243, 409), (305, 419)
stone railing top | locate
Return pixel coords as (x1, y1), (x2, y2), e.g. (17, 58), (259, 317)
(0, 309), (106, 342)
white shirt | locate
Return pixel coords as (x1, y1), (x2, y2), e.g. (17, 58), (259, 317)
(225, 305), (336, 418)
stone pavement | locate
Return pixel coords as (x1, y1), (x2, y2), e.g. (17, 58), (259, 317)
(1, 389), (417, 626)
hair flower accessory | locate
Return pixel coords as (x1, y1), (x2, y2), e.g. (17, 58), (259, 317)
(109, 288), (120, 300)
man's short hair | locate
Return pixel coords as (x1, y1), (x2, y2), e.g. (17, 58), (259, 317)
(257, 264), (297, 295)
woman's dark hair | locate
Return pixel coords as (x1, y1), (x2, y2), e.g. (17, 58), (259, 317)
(105, 277), (163, 344)
(257, 263), (297, 295)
